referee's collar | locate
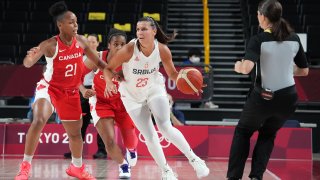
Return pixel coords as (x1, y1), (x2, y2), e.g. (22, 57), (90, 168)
(264, 29), (272, 33)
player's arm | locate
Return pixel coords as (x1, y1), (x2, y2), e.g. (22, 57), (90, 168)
(23, 38), (54, 68)
(107, 42), (134, 71)
(83, 56), (98, 72)
(159, 43), (179, 81)
(293, 64), (309, 76)
(76, 35), (107, 70)
(103, 42), (134, 97)
(79, 84), (96, 99)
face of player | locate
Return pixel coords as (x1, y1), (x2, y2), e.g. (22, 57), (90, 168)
(87, 35), (99, 51)
(108, 35), (126, 55)
(58, 11), (78, 37)
(136, 21), (156, 45)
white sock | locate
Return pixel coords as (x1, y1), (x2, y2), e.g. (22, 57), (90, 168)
(72, 156), (82, 167)
(23, 154), (33, 164)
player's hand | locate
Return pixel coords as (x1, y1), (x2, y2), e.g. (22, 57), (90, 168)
(194, 83), (207, 96)
(234, 60), (243, 73)
(104, 82), (117, 98)
(82, 89), (96, 99)
(114, 71), (125, 81)
(25, 46), (40, 59)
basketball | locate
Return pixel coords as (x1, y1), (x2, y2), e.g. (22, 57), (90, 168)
(176, 68), (203, 94)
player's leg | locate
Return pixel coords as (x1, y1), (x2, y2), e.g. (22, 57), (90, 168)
(24, 98), (53, 156)
(61, 92), (95, 180)
(126, 106), (177, 179)
(16, 81), (54, 180)
(15, 98), (53, 180)
(96, 118), (130, 178)
(116, 112), (138, 166)
(63, 120), (95, 180)
(62, 121), (83, 161)
(96, 118), (124, 163)
(149, 95), (210, 179)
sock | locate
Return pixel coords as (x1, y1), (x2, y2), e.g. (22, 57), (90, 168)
(23, 154), (33, 164)
(185, 149), (197, 161)
(71, 156), (83, 168)
(128, 148), (136, 152)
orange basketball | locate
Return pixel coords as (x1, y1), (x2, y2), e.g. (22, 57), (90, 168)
(176, 68), (203, 94)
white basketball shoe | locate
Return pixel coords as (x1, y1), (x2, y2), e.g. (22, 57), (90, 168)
(189, 157), (210, 179)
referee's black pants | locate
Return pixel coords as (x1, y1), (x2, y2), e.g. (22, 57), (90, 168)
(227, 85), (298, 179)
(80, 87), (92, 141)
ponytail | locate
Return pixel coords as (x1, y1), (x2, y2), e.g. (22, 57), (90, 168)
(258, 0), (294, 41)
(272, 18), (293, 41)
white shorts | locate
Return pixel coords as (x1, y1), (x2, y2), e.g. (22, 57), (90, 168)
(34, 79), (55, 111)
(119, 82), (168, 112)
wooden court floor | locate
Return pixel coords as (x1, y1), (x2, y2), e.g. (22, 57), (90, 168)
(1, 156), (319, 180)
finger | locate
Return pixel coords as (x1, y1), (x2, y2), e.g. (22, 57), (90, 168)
(108, 90), (113, 97)
(30, 47), (38, 53)
(202, 84), (207, 87)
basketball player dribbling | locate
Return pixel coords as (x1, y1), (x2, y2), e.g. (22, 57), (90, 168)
(15, 1), (109, 180)
(103, 17), (210, 179)
(84, 28), (138, 179)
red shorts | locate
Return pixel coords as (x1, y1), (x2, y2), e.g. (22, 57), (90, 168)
(89, 96), (135, 129)
(34, 80), (82, 120)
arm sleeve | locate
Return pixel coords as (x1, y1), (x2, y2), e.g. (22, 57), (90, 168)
(244, 35), (261, 63)
(293, 34), (309, 68)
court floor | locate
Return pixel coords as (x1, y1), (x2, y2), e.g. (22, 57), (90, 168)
(0, 156), (319, 180)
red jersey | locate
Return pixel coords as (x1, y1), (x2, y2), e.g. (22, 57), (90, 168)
(93, 50), (121, 101)
(43, 36), (84, 89)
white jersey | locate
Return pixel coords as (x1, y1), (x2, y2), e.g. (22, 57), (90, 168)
(82, 55), (94, 86)
(119, 39), (165, 102)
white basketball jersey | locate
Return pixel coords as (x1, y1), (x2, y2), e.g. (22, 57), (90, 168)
(82, 55), (94, 86)
(119, 39), (165, 100)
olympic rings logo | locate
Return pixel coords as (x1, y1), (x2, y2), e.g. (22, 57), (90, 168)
(138, 131), (171, 148)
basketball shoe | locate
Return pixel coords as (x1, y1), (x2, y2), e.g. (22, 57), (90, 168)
(119, 163), (131, 179)
(66, 163), (96, 180)
(126, 149), (138, 166)
(15, 161), (31, 180)
(189, 157), (210, 179)
(161, 164), (178, 180)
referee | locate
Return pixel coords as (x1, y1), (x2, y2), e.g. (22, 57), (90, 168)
(227, 0), (309, 180)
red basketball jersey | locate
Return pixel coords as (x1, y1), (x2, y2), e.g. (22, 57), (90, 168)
(43, 36), (84, 89)
(93, 50), (121, 101)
